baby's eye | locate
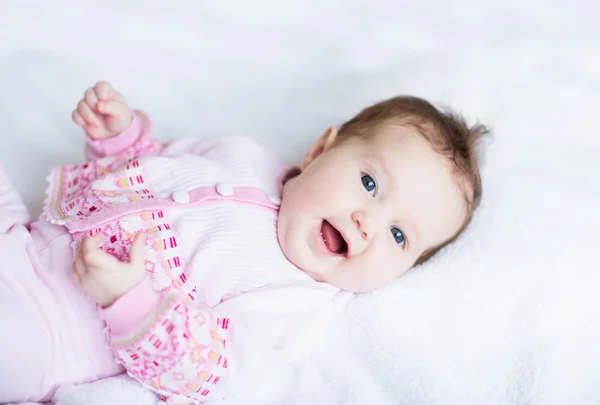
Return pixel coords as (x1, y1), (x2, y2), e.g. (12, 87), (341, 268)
(390, 226), (406, 247)
(361, 174), (376, 197)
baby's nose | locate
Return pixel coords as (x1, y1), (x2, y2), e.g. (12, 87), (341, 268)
(351, 211), (372, 240)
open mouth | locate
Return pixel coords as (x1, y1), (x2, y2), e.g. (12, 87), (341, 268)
(320, 220), (348, 256)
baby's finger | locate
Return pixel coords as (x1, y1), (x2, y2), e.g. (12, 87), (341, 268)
(71, 266), (81, 285)
(77, 100), (100, 127)
(87, 246), (122, 270)
(129, 232), (148, 267)
(97, 99), (127, 118)
(71, 256), (85, 282)
(84, 87), (100, 110)
(72, 109), (86, 128)
(81, 232), (103, 256)
(94, 81), (123, 101)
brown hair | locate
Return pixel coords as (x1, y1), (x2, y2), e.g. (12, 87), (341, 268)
(336, 96), (489, 266)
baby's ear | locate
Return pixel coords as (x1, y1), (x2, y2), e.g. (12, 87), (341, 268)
(301, 127), (339, 169)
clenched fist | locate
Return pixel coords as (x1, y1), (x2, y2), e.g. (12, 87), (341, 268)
(72, 81), (133, 140)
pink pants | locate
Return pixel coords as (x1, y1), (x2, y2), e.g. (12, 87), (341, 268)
(0, 168), (123, 403)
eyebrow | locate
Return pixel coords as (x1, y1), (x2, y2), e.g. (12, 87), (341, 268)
(375, 152), (395, 189)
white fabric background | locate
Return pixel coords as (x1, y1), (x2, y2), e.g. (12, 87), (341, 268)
(0, 1), (598, 404)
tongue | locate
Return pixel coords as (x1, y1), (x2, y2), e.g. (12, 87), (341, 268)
(322, 221), (343, 253)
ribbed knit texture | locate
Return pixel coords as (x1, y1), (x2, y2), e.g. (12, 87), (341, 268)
(41, 113), (353, 403)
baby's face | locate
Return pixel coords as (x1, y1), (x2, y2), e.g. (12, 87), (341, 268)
(277, 124), (468, 292)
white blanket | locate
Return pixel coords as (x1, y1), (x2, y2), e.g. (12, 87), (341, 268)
(1, 1), (598, 404)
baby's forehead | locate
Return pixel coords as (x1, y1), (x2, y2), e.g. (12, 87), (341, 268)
(357, 123), (439, 163)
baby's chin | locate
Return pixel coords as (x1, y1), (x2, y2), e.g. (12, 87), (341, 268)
(303, 268), (327, 283)
(307, 269), (382, 293)
(302, 268), (351, 291)
(283, 251), (327, 283)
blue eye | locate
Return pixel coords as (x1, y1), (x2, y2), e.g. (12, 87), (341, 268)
(390, 226), (405, 246)
(361, 174), (376, 196)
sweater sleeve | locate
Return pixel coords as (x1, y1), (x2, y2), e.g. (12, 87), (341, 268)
(99, 280), (351, 403)
(86, 111), (163, 159)
(99, 278), (230, 403)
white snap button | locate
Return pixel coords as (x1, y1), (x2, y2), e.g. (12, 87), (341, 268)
(50, 219), (57, 224)
(56, 219), (66, 226)
(172, 190), (190, 204)
(267, 194), (281, 205)
(216, 183), (234, 197)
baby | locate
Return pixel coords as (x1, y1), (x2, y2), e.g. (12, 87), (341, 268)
(0, 81), (487, 404)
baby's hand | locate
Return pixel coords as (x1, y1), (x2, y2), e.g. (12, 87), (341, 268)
(72, 232), (147, 308)
(72, 81), (133, 140)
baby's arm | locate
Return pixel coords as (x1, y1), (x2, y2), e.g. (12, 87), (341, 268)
(72, 81), (162, 159)
(101, 281), (230, 403)
(72, 234), (229, 403)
